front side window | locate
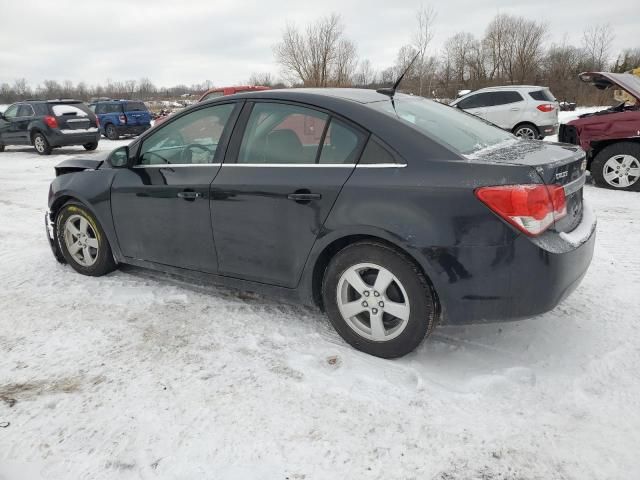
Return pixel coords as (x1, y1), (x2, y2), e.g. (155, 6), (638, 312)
(3, 104), (19, 119)
(372, 95), (513, 155)
(457, 93), (493, 109)
(139, 103), (235, 165)
(238, 103), (328, 164)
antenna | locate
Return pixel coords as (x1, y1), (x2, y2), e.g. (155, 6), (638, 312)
(377, 51), (420, 98)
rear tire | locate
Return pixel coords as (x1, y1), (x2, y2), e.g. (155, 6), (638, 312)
(513, 123), (540, 140)
(591, 142), (640, 191)
(32, 133), (52, 155)
(105, 124), (119, 140)
(322, 241), (437, 358)
(83, 142), (98, 151)
(55, 202), (117, 276)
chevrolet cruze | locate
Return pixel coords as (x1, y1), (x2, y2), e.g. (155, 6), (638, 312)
(46, 88), (596, 358)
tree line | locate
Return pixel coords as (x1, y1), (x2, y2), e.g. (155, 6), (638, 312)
(2, 9), (639, 106)
(271, 11), (640, 105)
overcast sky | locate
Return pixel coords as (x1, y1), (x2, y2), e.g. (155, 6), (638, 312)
(1, 0), (638, 88)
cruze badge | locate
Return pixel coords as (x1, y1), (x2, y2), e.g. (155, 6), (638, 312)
(556, 170), (568, 180)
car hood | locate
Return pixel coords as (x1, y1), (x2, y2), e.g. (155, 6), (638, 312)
(54, 151), (111, 176)
(578, 71), (640, 102)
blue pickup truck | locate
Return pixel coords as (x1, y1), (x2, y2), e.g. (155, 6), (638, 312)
(89, 100), (152, 140)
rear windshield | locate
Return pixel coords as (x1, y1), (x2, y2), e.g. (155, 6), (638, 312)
(51, 104), (91, 117)
(370, 95), (513, 155)
(529, 89), (555, 102)
(126, 102), (148, 112)
(201, 91), (224, 101)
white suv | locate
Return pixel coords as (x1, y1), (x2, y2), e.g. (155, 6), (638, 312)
(450, 86), (559, 139)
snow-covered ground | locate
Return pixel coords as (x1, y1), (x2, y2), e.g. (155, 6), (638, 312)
(1, 135), (639, 480)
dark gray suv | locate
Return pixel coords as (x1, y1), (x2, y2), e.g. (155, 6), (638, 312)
(0, 99), (100, 155)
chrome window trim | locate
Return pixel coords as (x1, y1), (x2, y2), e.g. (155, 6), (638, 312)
(133, 163), (222, 168)
(219, 163), (406, 168)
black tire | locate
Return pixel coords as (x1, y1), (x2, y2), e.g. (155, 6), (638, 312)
(512, 123), (540, 140)
(32, 132), (52, 155)
(590, 142), (640, 192)
(105, 124), (119, 140)
(322, 241), (437, 358)
(55, 202), (117, 276)
(83, 142), (98, 151)
(0, 144), (5, 152)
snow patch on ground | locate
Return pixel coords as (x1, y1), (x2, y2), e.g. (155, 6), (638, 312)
(0, 138), (639, 479)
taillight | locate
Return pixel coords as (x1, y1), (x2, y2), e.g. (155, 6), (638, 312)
(43, 115), (58, 128)
(95, 117), (100, 127)
(536, 104), (555, 112)
(475, 184), (567, 236)
(119, 114), (127, 124)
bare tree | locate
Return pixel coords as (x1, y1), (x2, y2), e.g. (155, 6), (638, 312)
(412, 4), (437, 95)
(274, 13), (357, 87)
(583, 23), (614, 70)
(354, 59), (376, 87)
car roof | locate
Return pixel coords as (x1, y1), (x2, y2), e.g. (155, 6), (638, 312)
(469, 85), (546, 92)
(218, 87), (393, 104)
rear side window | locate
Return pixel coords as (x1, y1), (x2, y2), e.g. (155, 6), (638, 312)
(492, 91), (523, 105)
(33, 104), (49, 115)
(17, 105), (34, 117)
(125, 102), (147, 112)
(318, 119), (365, 164)
(529, 89), (555, 101)
(98, 103), (123, 114)
(359, 136), (401, 165)
(238, 103), (328, 164)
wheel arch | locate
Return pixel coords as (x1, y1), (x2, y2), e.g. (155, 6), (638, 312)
(589, 138), (640, 167)
(308, 233), (442, 320)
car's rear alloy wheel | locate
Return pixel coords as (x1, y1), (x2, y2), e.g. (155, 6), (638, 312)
(56, 202), (117, 276)
(513, 124), (538, 139)
(33, 133), (52, 155)
(591, 142), (640, 191)
(105, 124), (119, 140)
(323, 242), (437, 358)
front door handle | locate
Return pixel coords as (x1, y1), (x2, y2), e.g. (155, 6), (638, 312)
(177, 191), (201, 200)
(287, 191), (322, 203)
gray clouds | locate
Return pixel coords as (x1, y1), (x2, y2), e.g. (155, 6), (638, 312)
(0, 0), (638, 87)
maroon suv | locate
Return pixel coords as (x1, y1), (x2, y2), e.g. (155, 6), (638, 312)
(559, 72), (640, 191)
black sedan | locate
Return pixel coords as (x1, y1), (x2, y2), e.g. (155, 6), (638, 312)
(46, 88), (596, 358)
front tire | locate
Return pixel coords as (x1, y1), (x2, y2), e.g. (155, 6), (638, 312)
(591, 142), (640, 191)
(33, 133), (52, 155)
(105, 124), (119, 140)
(322, 242), (437, 358)
(513, 123), (539, 140)
(83, 142), (98, 151)
(55, 202), (117, 276)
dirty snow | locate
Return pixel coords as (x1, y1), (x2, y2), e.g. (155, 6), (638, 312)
(1, 136), (639, 480)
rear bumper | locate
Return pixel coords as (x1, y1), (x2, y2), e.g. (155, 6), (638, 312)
(430, 204), (596, 325)
(539, 123), (559, 137)
(48, 130), (100, 147)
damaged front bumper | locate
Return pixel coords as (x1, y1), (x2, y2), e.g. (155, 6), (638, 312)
(45, 210), (66, 264)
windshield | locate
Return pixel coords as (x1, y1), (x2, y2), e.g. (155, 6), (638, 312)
(370, 95), (514, 155)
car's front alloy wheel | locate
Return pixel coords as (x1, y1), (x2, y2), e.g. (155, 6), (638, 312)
(591, 142), (640, 191)
(56, 202), (117, 276)
(323, 242), (437, 358)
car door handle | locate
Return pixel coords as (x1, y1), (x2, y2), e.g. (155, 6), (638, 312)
(177, 191), (201, 200)
(287, 191), (322, 202)
(510, 108), (520, 111)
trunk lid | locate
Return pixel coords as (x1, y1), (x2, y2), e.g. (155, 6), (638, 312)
(469, 139), (587, 233)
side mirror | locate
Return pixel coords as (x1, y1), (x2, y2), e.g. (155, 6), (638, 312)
(107, 146), (130, 168)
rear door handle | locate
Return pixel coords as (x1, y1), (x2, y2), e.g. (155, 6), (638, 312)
(177, 191), (201, 200)
(510, 108), (520, 111)
(287, 191), (322, 202)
